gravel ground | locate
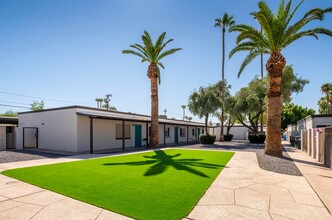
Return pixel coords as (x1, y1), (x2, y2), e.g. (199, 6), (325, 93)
(0, 150), (67, 163)
(182, 141), (302, 176)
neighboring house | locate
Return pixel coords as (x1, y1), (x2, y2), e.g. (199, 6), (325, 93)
(296, 114), (332, 162)
(298, 114), (332, 134)
(0, 116), (18, 150)
(16, 106), (205, 154)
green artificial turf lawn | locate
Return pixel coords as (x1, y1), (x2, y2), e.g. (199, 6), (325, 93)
(2, 149), (234, 220)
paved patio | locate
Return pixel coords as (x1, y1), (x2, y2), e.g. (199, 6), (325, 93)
(186, 151), (331, 220)
(0, 144), (331, 220)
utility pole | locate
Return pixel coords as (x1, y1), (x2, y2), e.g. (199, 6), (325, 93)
(164, 109), (167, 116)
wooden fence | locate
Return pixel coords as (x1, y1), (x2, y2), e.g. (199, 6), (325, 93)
(301, 127), (332, 168)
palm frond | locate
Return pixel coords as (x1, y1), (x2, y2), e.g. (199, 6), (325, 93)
(142, 31), (155, 60)
(237, 50), (261, 78)
(129, 44), (150, 60)
(283, 28), (332, 49)
(154, 32), (166, 51)
(255, 1), (275, 42)
(214, 18), (222, 27)
(285, 0), (304, 28)
(157, 62), (165, 69)
(156, 38), (173, 59)
(158, 48), (182, 61)
(122, 50), (147, 61)
(229, 41), (259, 58)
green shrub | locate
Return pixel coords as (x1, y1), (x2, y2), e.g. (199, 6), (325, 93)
(223, 134), (233, 141)
(200, 134), (216, 144)
(248, 133), (266, 144)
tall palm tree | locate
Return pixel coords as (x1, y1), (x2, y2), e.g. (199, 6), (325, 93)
(95, 98), (103, 108)
(214, 13), (235, 142)
(123, 31), (182, 148)
(321, 83), (332, 114)
(229, 0), (332, 156)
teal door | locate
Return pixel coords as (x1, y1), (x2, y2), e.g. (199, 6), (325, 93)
(174, 127), (178, 144)
(197, 128), (200, 141)
(135, 125), (142, 147)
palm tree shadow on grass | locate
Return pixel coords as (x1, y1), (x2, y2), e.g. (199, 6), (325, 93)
(103, 150), (224, 178)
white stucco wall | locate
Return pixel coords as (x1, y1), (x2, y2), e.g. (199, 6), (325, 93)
(17, 108), (78, 152)
(212, 125), (253, 140)
(17, 106), (205, 153)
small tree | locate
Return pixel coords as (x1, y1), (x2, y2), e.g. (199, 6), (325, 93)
(281, 103), (315, 129)
(188, 86), (219, 135)
(281, 65), (309, 103)
(231, 77), (267, 134)
(224, 95), (237, 135)
(102, 104), (117, 111)
(318, 97), (329, 114)
(30, 100), (45, 111)
(0, 110), (18, 117)
(212, 80), (231, 141)
(320, 83), (332, 114)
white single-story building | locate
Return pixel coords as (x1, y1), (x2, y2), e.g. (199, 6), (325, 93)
(16, 106), (206, 154)
(0, 117), (18, 151)
(210, 124), (266, 141)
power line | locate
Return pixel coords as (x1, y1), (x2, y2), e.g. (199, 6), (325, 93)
(0, 100), (32, 106)
(0, 100), (55, 109)
(0, 90), (90, 105)
(0, 104), (30, 109)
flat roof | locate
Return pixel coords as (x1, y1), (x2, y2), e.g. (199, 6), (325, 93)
(304, 114), (332, 120)
(77, 111), (205, 127)
(19, 105), (205, 126)
(0, 116), (18, 125)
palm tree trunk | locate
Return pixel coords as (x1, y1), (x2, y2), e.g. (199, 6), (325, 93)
(148, 63), (159, 148)
(265, 52), (285, 157)
(260, 25), (264, 134)
(220, 27), (226, 142)
(205, 114), (209, 135)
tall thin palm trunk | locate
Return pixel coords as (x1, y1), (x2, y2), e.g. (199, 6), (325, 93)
(265, 52), (285, 156)
(148, 63), (159, 148)
(220, 27), (226, 142)
(260, 25), (264, 133)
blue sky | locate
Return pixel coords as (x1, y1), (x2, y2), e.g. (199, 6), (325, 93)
(0, 0), (331, 122)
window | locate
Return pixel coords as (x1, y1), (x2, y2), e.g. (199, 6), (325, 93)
(180, 128), (186, 137)
(165, 127), (170, 137)
(116, 124), (131, 139)
(202, 128), (204, 134)
(192, 128), (195, 136)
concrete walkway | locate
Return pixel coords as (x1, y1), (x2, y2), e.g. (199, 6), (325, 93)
(283, 142), (332, 215)
(187, 151), (331, 220)
(0, 147), (331, 219)
(0, 154), (133, 220)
